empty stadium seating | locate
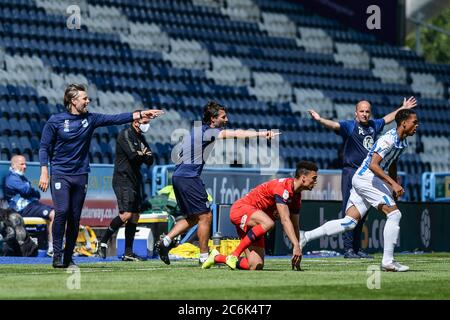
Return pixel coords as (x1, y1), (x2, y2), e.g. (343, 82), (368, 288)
(0, 0), (449, 201)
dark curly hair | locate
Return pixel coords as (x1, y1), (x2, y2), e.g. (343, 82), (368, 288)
(202, 100), (226, 124)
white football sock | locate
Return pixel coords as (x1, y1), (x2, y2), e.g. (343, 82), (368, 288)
(305, 216), (358, 242)
(382, 210), (402, 265)
(199, 253), (209, 263)
(163, 235), (172, 247)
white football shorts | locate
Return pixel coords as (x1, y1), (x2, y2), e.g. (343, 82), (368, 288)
(345, 173), (396, 218)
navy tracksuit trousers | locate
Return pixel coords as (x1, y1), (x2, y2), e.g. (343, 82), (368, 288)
(50, 174), (88, 259)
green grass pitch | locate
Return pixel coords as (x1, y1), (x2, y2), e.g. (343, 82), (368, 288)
(1, 253), (449, 299)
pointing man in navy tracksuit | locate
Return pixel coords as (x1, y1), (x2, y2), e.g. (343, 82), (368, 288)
(39, 83), (163, 268)
(308, 97), (416, 258)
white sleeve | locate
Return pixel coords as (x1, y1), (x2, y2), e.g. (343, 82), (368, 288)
(372, 135), (394, 159)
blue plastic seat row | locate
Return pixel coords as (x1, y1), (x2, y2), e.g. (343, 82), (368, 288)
(161, 25), (298, 50)
(1, 37), (130, 61)
(323, 90), (386, 105)
(362, 44), (421, 60)
(0, 135), (33, 153)
(0, 7), (66, 25)
(399, 60), (450, 76)
(0, 21), (121, 45)
(0, 85), (37, 98)
(125, 9), (262, 34)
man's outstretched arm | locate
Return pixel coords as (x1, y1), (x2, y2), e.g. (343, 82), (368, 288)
(383, 96), (417, 124)
(218, 129), (280, 139)
(308, 109), (340, 131)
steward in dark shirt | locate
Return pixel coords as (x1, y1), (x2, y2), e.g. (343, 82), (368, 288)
(99, 118), (156, 261)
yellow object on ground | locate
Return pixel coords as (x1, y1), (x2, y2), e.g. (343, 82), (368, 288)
(208, 239), (240, 256)
(75, 225), (98, 257)
(169, 243), (200, 259)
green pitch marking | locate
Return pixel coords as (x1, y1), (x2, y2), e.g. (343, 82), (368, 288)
(1, 253), (449, 299)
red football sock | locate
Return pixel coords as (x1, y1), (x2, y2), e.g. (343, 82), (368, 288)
(237, 257), (250, 270)
(214, 254), (226, 264)
(232, 224), (266, 257)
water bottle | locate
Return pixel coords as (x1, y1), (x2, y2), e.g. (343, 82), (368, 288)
(212, 232), (222, 251)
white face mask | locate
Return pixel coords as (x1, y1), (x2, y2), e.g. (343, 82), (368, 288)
(139, 123), (150, 133)
(11, 167), (24, 176)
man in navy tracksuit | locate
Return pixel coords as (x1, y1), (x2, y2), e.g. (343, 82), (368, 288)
(308, 97), (416, 258)
(39, 83), (163, 268)
(156, 100), (278, 265)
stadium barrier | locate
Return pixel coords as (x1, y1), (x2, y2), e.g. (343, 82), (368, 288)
(421, 171), (450, 202)
(152, 165), (407, 202)
(267, 201), (449, 255)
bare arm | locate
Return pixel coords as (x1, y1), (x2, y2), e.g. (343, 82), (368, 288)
(290, 213), (300, 243)
(218, 129), (279, 139)
(277, 204), (300, 248)
(134, 109), (165, 120)
(308, 109), (340, 131)
(369, 153), (404, 199)
(388, 161), (402, 200)
(277, 204), (302, 270)
(39, 166), (49, 192)
(383, 96), (417, 124)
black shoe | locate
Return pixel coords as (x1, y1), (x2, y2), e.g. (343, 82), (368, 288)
(98, 243), (107, 259)
(122, 252), (145, 261)
(63, 259), (77, 268)
(356, 250), (374, 259)
(344, 249), (361, 259)
(52, 255), (65, 268)
(156, 239), (173, 265)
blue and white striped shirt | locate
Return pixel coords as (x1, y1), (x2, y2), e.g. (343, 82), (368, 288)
(357, 128), (408, 178)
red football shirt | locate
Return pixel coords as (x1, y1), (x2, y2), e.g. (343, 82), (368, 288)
(239, 178), (301, 220)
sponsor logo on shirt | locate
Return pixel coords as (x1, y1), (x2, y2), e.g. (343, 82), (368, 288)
(64, 120), (70, 132)
(358, 126), (364, 135)
(240, 215), (248, 231)
(363, 136), (374, 151)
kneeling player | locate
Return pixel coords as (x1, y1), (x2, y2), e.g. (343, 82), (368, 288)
(202, 161), (318, 271)
(299, 109), (418, 272)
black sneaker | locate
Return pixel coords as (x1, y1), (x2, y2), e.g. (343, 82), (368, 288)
(63, 257), (77, 268)
(344, 249), (360, 259)
(98, 243), (107, 259)
(52, 255), (65, 268)
(356, 250), (374, 259)
(122, 252), (145, 261)
(156, 239), (173, 265)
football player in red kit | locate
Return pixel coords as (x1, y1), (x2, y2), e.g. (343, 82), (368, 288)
(202, 161), (318, 271)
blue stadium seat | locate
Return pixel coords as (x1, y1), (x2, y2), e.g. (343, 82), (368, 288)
(9, 135), (22, 154)
(99, 141), (113, 164)
(0, 118), (12, 136)
(89, 141), (103, 163)
(0, 136), (11, 160)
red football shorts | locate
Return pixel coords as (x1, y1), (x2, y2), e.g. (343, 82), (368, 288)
(229, 201), (265, 248)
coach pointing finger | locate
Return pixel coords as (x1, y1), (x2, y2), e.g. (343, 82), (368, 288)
(39, 83), (163, 268)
